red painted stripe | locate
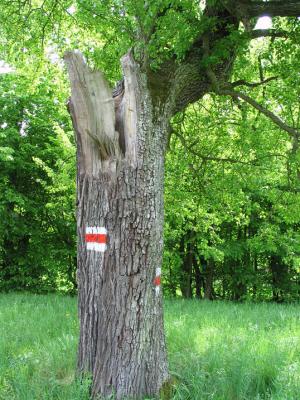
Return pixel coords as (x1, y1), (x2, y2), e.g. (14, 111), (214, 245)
(154, 276), (161, 286)
(85, 234), (107, 244)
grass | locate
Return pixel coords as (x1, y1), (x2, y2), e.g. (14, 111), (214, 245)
(0, 294), (299, 399)
(164, 301), (300, 400)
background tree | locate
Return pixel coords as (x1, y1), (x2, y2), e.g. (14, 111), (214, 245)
(163, 28), (300, 301)
(0, 60), (76, 293)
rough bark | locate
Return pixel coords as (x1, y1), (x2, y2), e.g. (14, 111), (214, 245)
(224, 0), (300, 19)
(65, 51), (169, 399)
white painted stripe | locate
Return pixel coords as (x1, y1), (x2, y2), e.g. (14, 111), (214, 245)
(156, 267), (161, 276)
(86, 226), (107, 234)
(94, 243), (106, 252)
(155, 285), (160, 296)
(86, 242), (106, 252)
(86, 242), (93, 250)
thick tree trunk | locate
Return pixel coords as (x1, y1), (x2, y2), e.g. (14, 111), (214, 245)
(65, 51), (169, 399)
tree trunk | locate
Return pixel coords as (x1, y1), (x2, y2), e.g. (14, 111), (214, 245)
(270, 255), (287, 302)
(204, 259), (214, 300)
(179, 232), (193, 298)
(64, 51), (169, 399)
(168, 260), (177, 297)
(194, 260), (203, 299)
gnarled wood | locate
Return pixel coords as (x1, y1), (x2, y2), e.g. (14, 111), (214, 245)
(64, 51), (121, 175)
(120, 52), (139, 165)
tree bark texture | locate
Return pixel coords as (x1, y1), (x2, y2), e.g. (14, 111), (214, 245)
(64, 51), (169, 399)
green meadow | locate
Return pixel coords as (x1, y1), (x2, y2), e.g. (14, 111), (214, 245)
(0, 293), (299, 400)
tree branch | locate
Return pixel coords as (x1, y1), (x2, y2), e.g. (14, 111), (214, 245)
(151, 1), (298, 116)
(250, 29), (290, 40)
(155, 3), (239, 115)
(219, 88), (300, 138)
(231, 76), (278, 88)
(173, 129), (256, 165)
(223, 1), (300, 20)
(247, 1), (300, 18)
(173, 128), (288, 168)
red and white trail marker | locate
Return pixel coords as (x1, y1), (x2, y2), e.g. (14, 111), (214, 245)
(154, 267), (161, 296)
(85, 227), (107, 252)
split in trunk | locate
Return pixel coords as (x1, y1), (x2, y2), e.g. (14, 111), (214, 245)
(65, 51), (169, 399)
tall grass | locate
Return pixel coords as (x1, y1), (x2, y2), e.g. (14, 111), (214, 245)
(0, 293), (299, 399)
(165, 300), (300, 399)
